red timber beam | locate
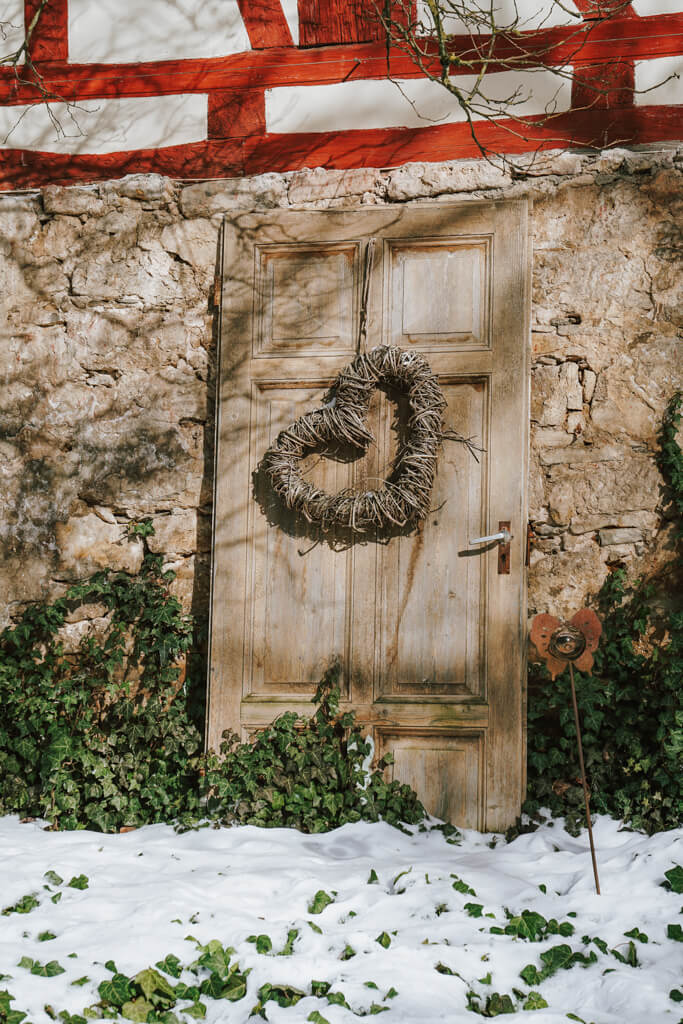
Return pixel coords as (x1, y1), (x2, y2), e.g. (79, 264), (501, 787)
(1, 105), (680, 191)
(0, 13), (681, 105)
(236, 0), (293, 49)
(572, 0), (636, 108)
(24, 0), (68, 62)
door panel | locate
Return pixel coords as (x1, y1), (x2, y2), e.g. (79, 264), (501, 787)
(375, 378), (487, 700)
(387, 237), (491, 350)
(208, 202), (529, 831)
(377, 729), (485, 829)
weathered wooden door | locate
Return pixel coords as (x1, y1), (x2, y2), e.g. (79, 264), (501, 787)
(208, 201), (529, 831)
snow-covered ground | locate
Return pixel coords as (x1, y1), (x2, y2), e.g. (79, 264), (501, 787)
(1, 814), (681, 1023)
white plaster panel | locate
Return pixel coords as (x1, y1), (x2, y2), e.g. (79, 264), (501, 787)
(0, 94), (208, 153)
(280, 0), (300, 45)
(266, 70), (572, 133)
(416, 0), (581, 33)
(0, 0), (25, 59)
(69, 0), (250, 63)
(636, 55), (683, 104)
(632, 0), (683, 14)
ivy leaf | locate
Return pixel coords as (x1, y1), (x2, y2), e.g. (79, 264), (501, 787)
(464, 903), (483, 918)
(134, 968), (176, 1001)
(44, 871), (63, 887)
(67, 875), (89, 891)
(98, 973), (135, 1007)
(155, 955), (182, 979)
(31, 961), (66, 978)
(624, 927), (648, 943)
(38, 931), (57, 942)
(485, 992), (515, 1015)
(308, 890), (334, 915)
(279, 929), (299, 956)
(523, 991), (549, 1010)
(250, 934), (272, 955)
(666, 924), (683, 942)
(120, 997), (155, 1021)
(307, 1012), (330, 1024)
(519, 964), (541, 986)
(182, 1001), (207, 1018)
(375, 932), (391, 949)
(223, 972), (248, 1002)
(663, 866), (683, 894)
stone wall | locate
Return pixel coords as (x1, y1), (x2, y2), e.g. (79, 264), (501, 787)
(1, 145), (681, 640)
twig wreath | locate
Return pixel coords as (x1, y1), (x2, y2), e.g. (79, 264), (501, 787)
(259, 344), (479, 535)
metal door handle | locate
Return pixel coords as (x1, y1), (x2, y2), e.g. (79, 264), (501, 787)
(469, 528), (511, 545)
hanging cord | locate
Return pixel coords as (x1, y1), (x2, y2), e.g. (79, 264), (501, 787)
(357, 237), (376, 355)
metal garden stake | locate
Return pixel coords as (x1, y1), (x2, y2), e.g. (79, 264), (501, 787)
(530, 609), (603, 896)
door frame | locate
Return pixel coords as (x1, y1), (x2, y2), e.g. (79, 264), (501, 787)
(205, 198), (531, 831)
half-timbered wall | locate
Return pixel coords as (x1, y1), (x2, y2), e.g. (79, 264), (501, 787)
(0, 0), (681, 187)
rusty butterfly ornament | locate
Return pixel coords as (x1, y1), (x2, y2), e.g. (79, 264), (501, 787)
(530, 608), (603, 895)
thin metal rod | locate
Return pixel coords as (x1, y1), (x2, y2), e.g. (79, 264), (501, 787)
(569, 662), (601, 895)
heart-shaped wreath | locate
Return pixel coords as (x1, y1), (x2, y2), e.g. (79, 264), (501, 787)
(259, 345), (477, 534)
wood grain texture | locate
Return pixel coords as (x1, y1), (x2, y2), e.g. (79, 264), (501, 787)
(298, 0), (384, 45)
(236, 0), (294, 48)
(208, 90), (266, 139)
(24, 0), (68, 62)
(208, 202), (530, 830)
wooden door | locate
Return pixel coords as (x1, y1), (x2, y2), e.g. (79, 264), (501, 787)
(207, 201), (530, 831)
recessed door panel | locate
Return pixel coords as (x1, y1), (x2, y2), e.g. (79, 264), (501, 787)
(375, 378), (488, 700)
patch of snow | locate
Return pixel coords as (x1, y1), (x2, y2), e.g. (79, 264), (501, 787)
(0, 814), (680, 1022)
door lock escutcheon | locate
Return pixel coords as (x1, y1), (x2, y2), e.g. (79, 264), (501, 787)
(469, 521), (512, 574)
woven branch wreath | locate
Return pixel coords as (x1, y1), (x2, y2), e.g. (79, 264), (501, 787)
(259, 345), (477, 534)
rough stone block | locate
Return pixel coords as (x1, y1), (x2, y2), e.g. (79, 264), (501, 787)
(117, 174), (173, 202)
(528, 547), (607, 619)
(540, 444), (621, 466)
(598, 527), (643, 546)
(148, 510), (197, 556)
(43, 185), (104, 216)
(582, 368), (597, 403)
(386, 159), (508, 201)
(163, 555), (195, 612)
(0, 197), (41, 250)
(64, 601), (109, 623)
(531, 364), (565, 426)
(288, 167), (380, 205)
(560, 361), (583, 410)
(56, 616), (112, 653)
(56, 513), (144, 577)
(566, 412), (584, 434)
(161, 219), (218, 272)
(179, 174), (287, 217)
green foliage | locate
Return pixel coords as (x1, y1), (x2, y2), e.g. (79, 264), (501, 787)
(526, 569), (682, 834)
(0, 523), (424, 834)
(1, 894), (39, 916)
(492, 909), (574, 942)
(526, 392), (682, 835)
(0, 536), (202, 833)
(195, 661), (425, 833)
(663, 865), (683, 892)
